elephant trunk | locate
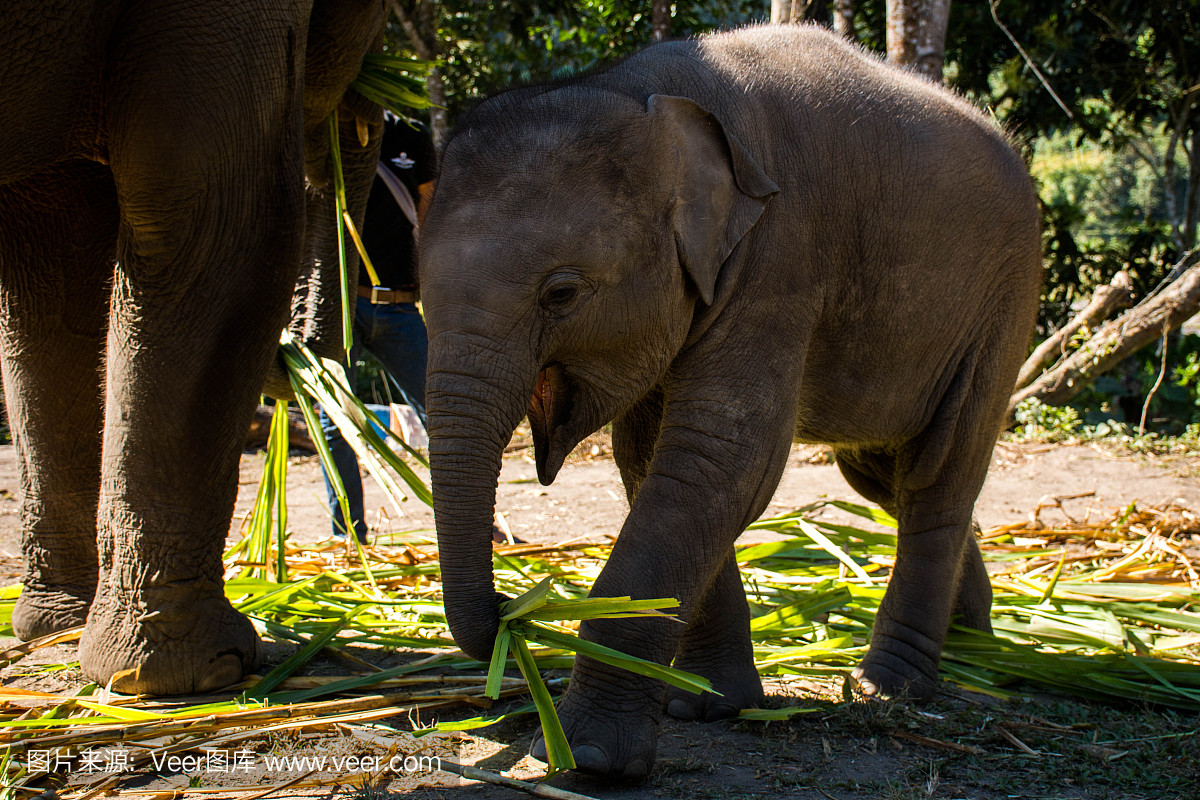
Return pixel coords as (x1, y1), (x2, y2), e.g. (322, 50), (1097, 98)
(426, 336), (533, 663)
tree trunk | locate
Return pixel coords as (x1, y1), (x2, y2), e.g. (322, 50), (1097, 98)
(389, 0), (449, 154)
(771, 0), (812, 24)
(651, 0), (671, 42)
(1185, 126), (1200, 249)
(833, 0), (856, 40)
(1007, 259), (1200, 423)
(886, 0), (952, 83)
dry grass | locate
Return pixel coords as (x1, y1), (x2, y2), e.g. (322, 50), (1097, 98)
(0, 494), (1194, 797)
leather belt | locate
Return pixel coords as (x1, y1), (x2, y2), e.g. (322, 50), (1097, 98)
(357, 286), (418, 304)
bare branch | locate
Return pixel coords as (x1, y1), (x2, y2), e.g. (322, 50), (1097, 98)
(988, 0), (1073, 119)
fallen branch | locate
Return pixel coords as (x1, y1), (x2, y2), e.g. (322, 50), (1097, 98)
(1014, 271), (1133, 391)
(1008, 257), (1200, 423)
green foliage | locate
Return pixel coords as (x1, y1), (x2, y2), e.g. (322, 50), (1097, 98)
(1012, 398), (1083, 442)
(1031, 132), (1182, 328)
(389, 0), (764, 121)
(1073, 333), (1200, 432)
(949, 2), (1198, 332)
(350, 54), (435, 116)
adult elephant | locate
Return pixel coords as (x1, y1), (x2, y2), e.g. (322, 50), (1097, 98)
(420, 25), (1042, 778)
(0, 0), (385, 694)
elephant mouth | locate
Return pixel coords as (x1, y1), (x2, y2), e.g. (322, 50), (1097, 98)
(528, 363), (575, 485)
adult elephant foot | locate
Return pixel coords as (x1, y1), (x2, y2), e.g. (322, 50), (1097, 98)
(78, 586), (260, 695)
(665, 652), (762, 722)
(12, 582), (94, 640)
(529, 685), (660, 780)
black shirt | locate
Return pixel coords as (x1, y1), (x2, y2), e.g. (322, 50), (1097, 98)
(360, 117), (435, 290)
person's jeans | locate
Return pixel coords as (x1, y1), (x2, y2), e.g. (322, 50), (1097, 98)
(319, 298), (428, 541)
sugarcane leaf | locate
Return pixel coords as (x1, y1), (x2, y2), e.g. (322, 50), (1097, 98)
(516, 621), (715, 696)
(486, 626), (513, 700)
(500, 576), (555, 621)
(796, 519), (874, 583)
(829, 500), (898, 528)
(521, 596), (681, 621)
(416, 702), (538, 736)
(248, 606), (367, 698)
(737, 706), (820, 720)
(510, 633), (575, 773)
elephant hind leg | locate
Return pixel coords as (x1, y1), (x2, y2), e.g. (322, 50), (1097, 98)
(77, 13), (306, 695)
(953, 523), (993, 633)
(0, 162), (114, 640)
(851, 355), (1002, 701)
(838, 449), (993, 635)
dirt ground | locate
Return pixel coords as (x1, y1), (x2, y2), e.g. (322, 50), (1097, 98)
(0, 440), (1198, 799)
(250, 438), (1200, 550)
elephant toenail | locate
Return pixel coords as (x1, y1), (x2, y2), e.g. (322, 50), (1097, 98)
(570, 744), (611, 775)
(623, 758), (650, 780)
(666, 698), (699, 720)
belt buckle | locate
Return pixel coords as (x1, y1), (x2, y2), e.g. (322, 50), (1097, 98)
(369, 286), (391, 304)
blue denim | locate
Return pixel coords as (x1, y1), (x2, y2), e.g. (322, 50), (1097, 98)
(319, 297), (428, 541)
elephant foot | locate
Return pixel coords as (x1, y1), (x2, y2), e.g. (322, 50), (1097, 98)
(529, 687), (661, 780)
(12, 582), (94, 640)
(851, 641), (939, 701)
(78, 586), (260, 695)
(666, 652), (762, 721)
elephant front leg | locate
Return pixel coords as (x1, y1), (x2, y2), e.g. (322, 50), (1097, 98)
(77, 16), (307, 694)
(612, 393), (761, 722)
(535, 395), (795, 778)
(0, 163), (114, 640)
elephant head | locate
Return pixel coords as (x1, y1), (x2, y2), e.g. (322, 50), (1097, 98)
(419, 87), (778, 661)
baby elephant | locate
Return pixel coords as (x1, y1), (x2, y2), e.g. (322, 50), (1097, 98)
(419, 24), (1041, 778)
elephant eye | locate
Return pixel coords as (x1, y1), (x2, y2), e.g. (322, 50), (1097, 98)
(539, 275), (583, 312)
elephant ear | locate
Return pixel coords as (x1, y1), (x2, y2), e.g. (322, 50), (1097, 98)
(648, 94), (779, 305)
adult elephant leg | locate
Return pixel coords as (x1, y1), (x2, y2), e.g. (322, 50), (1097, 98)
(852, 356), (1002, 700)
(76, 11), (306, 694)
(0, 163), (113, 639)
(541, 368), (798, 778)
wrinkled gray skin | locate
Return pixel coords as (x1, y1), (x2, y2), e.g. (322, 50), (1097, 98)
(421, 25), (1041, 779)
(0, 0), (385, 694)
